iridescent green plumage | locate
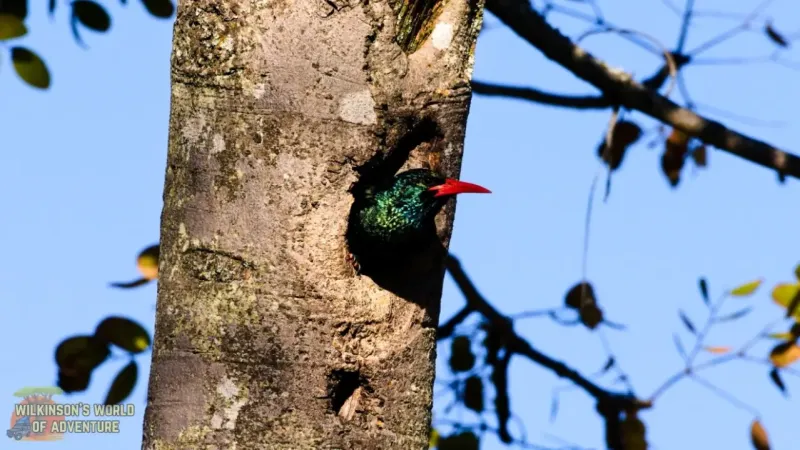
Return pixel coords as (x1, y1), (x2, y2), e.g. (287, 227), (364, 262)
(347, 169), (447, 256)
(346, 168), (490, 273)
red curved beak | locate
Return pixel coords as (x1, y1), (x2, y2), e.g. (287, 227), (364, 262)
(429, 178), (492, 198)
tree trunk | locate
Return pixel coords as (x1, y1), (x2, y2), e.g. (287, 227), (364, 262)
(142, 0), (484, 448)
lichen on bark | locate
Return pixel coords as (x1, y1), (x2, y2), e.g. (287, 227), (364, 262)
(142, 0), (484, 449)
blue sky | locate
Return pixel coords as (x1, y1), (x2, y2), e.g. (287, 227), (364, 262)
(1, 0), (798, 449)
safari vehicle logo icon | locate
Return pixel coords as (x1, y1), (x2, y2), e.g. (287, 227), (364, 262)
(7, 386), (66, 442)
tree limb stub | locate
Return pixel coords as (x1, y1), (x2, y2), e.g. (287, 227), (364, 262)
(484, 0), (800, 180)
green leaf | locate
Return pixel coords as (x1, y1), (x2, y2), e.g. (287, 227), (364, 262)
(0, 1), (27, 20)
(55, 335), (110, 373)
(771, 283), (799, 308)
(788, 292), (800, 319)
(142, 0), (175, 18)
(11, 47), (50, 89)
(772, 283), (800, 319)
(0, 14), (26, 40)
(95, 317), (151, 353)
(72, 0), (111, 31)
(463, 376), (483, 412)
(104, 361), (138, 405)
(137, 244), (160, 280)
(767, 332), (794, 341)
(438, 431), (479, 450)
(58, 370), (92, 393)
(448, 336), (475, 373)
(730, 279), (763, 297)
(428, 429), (440, 449)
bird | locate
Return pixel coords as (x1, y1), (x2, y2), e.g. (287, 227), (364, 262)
(345, 168), (490, 274)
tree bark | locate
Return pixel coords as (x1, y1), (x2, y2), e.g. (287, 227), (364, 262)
(142, 0), (484, 448)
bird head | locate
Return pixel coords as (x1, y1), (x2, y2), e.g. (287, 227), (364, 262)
(390, 169), (491, 221)
(346, 168), (491, 262)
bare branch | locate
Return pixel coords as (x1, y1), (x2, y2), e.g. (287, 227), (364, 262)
(471, 80), (609, 109)
(437, 307), (474, 340)
(484, 0), (800, 180)
(690, 375), (763, 417)
(488, 342), (513, 443)
(575, 27), (679, 98)
(444, 254), (650, 410)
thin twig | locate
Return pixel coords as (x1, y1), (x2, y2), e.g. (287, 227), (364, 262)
(693, 101), (787, 128)
(686, 292), (729, 364)
(649, 315), (783, 401)
(438, 307), (474, 340)
(575, 27), (679, 98)
(510, 308), (560, 320)
(598, 328), (636, 394)
(657, 0), (682, 16)
(675, 0), (696, 52)
(690, 375), (762, 417)
(687, 0), (775, 56)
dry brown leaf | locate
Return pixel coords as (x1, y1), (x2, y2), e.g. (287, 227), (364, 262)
(769, 341), (800, 368)
(597, 120), (643, 171)
(661, 151), (683, 186)
(704, 346), (732, 354)
(580, 304), (604, 330)
(338, 386), (362, 421)
(613, 121), (643, 146)
(691, 145), (707, 167)
(136, 245), (160, 280)
(565, 281), (597, 309)
(750, 419), (770, 450)
(620, 413), (647, 450)
(666, 128), (690, 150)
(661, 128), (690, 186)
